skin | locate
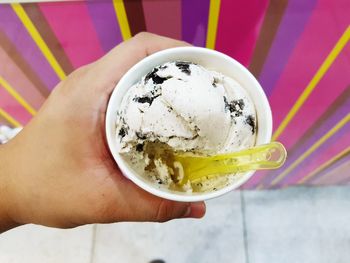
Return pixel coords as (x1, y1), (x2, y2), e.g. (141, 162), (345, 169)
(0, 33), (206, 233)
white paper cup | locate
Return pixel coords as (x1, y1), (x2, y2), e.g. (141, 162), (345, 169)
(106, 47), (272, 202)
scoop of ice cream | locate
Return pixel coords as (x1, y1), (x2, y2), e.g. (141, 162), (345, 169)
(116, 61), (256, 155)
(115, 61), (257, 192)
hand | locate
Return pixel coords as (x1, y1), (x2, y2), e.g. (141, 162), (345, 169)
(0, 32), (205, 231)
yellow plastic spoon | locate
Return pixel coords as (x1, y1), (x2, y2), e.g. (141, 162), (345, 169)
(172, 142), (287, 185)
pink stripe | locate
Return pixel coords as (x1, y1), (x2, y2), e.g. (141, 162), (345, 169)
(142, 0), (182, 39)
(286, 131), (350, 185)
(39, 2), (104, 69)
(215, 0), (269, 66)
(0, 85), (32, 125)
(0, 6), (59, 90)
(243, 0), (350, 189)
(278, 44), (350, 149)
(0, 46), (45, 110)
(269, 0), (350, 140)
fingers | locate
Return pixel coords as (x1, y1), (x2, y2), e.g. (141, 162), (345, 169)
(154, 199), (190, 222)
(135, 199), (206, 222)
(151, 200), (206, 222)
(101, 32), (190, 68)
(102, 177), (206, 223)
(185, 202), (206, 218)
(130, 31), (190, 56)
(122, 185), (206, 222)
(92, 32), (191, 92)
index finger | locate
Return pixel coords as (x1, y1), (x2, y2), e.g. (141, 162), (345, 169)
(93, 32), (190, 90)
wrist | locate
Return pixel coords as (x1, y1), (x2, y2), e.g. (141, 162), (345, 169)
(0, 142), (22, 232)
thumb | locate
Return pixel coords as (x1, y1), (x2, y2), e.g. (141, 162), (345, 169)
(151, 200), (206, 222)
(107, 177), (206, 223)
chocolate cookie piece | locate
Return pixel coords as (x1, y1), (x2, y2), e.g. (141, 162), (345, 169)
(223, 96), (245, 117)
(212, 77), (219, 87)
(118, 127), (126, 137)
(175, 61), (191, 75)
(245, 115), (255, 134)
(135, 143), (144, 152)
(117, 116), (129, 140)
(133, 94), (161, 105)
(135, 131), (147, 140)
(144, 68), (169, 84)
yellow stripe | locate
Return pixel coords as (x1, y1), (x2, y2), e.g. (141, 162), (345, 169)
(271, 114), (350, 185)
(0, 76), (36, 116)
(113, 0), (131, 40)
(11, 3), (66, 81)
(206, 0), (221, 49)
(297, 146), (350, 184)
(0, 108), (21, 127)
(272, 26), (350, 141)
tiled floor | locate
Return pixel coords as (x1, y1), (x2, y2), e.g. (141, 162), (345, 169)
(0, 224), (93, 263)
(1, 186), (350, 263)
(91, 190), (245, 263)
(243, 186), (350, 263)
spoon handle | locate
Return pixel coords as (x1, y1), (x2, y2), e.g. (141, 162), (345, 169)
(179, 142), (287, 182)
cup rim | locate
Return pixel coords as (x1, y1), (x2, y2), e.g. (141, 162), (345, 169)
(105, 46), (272, 202)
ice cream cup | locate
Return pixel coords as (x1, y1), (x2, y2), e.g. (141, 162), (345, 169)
(105, 47), (272, 202)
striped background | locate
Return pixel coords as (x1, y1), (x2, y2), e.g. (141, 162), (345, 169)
(0, 0), (349, 189)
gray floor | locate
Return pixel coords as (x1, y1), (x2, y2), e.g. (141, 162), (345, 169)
(1, 186), (350, 263)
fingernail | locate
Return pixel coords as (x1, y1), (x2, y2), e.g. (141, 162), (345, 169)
(190, 202), (206, 218)
(182, 206), (192, 218)
(182, 202), (206, 218)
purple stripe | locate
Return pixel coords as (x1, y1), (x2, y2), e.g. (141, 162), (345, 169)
(181, 0), (210, 47)
(310, 153), (350, 184)
(333, 159), (350, 185)
(283, 124), (350, 185)
(269, 121), (350, 187)
(86, 0), (123, 53)
(0, 5), (59, 90)
(258, 0), (317, 96)
(261, 89), (350, 186)
(263, 130), (350, 189)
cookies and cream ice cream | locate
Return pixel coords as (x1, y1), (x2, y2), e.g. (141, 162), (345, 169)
(115, 61), (257, 193)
